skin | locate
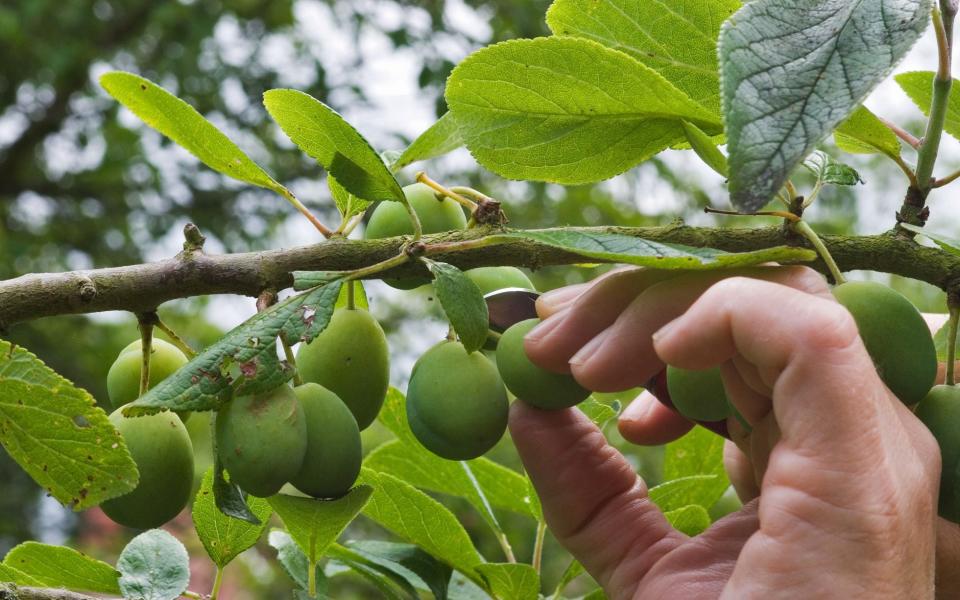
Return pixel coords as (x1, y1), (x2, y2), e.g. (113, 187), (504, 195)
(516, 266), (944, 599)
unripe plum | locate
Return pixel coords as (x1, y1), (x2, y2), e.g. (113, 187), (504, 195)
(101, 409), (194, 529)
(107, 339), (188, 409)
(290, 383), (362, 499)
(406, 341), (508, 460)
(915, 384), (960, 523)
(496, 319), (590, 410)
(364, 183), (468, 289)
(465, 267), (535, 296)
(215, 385), (307, 497)
(832, 281), (937, 405)
(296, 308), (389, 430)
(665, 366), (731, 422)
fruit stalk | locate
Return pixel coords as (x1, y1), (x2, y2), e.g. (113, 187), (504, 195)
(947, 297), (960, 386)
(792, 220), (846, 284)
(136, 313), (154, 398)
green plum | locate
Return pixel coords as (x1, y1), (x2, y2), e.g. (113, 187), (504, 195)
(364, 182), (467, 289)
(465, 267), (535, 295)
(290, 383), (362, 499)
(215, 385), (307, 497)
(915, 385), (960, 523)
(665, 366), (732, 422)
(832, 281), (937, 405)
(406, 341), (508, 460)
(107, 339), (188, 409)
(101, 409), (194, 529)
(296, 308), (389, 430)
(496, 318), (590, 410)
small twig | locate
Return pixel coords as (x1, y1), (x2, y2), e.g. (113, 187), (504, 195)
(915, 8), (954, 189)
(792, 220), (846, 285)
(880, 117), (922, 150)
(209, 565), (224, 600)
(933, 167), (960, 188)
(532, 520), (546, 573)
(279, 187), (334, 238)
(136, 312), (156, 397)
(704, 207), (801, 222)
(0, 584), (101, 600)
(891, 154), (920, 188)
(154, 318), (197, 358)
(416, 171), (479, 212)
(182, 223), (207, 253)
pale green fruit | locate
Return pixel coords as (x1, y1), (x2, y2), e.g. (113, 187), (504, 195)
(107, 339), (188, 409)
(290, 383), (362, 499)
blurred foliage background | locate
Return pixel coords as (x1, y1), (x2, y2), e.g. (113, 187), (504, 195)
(0, 0), (951, 597)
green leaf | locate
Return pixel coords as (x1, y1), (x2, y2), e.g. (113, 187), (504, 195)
(648, 475), (722, 512)
(476, 563), (539, 600)
(663, 504), (712, 536)
(263, 89), (405, 204)
(719, 0), (931, 212)
(370, 388), (542, 520)
(327, 552), (411, 600)
(392, 112), (464, 171)
(546, 0), (740, 115)
(341, 541), (452, 600)
(0, 339), (137, 509)
(896, 71), (960, 142)
(268, 486), (373, 566)
(662, 427), (729, 510)
(0, 564), (41, 586)
(335, 280), (370, 311)
(192, 468), (272, 568)
(124, 281), (342, 416)
(552, 560), (585, 599)
(577, 397), (621, 428)
(268, 529), (325, 592)
(358, 468), (486, 579)
(293, 271), (347, 291)
(933, 317), (959, 362)
(802, 151), (864, 187)
(2, 542), (120, 594)
(100, 72), (284, 194)
(329, 174), (373, 221)
(682, 121), (728, 176)
(424, 260), (489, 353)
(834, 106), (902, 158)
(492, 230), (816, 270)
(445, 37), (721, 185)
(117, 530), (190, 600)
(900, 222), (960, 257)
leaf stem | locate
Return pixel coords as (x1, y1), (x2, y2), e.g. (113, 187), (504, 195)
(154, 318), (197, 358)
(403, 198), (423, 240)
(532, 520), (546, 573)
(308, 559), (318, 598)
(880, 117), (922, 149)
(136, 313), (155, 397)
(416, 171), (479, 212)
(891, 154), (920, 188)
(346, 281), (356, 310)
(280, 187), (334, 238)
(792, 220), (846, 284)
(947, 296), (960, 386)
(915, 8), (954, 189)
(933, 167), (960, 188)
(345, 252), (411, 281)
(280, 333), (303, 387)
(182, 591), (204, 600)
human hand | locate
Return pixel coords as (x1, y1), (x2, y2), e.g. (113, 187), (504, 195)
(511, 267), (940, 599)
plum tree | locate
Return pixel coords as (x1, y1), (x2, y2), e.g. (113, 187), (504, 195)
(832, 281), (937, 405)
(406, 340), (508, 460)
(665, 366), (732, 422)
(496, 318), (590, 410)
(364, 182), (468, 289)
(215, 385), (308, 497)
(465, 266), (535, 296)
(101, 409), (194, 529)
(915, 385), (960, 523)
(296, 308), (389, 430)
(290, 383), (362, 499)
(106, 339), (188, 409)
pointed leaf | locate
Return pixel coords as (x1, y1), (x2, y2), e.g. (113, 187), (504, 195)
(492, 230), (816, 269)
(900, 222), (960, 257)
(445, 37), (721, 185)
(424, 260), (489, 353)
(476, 563), (539, 600)
(663, 504), (711, 536)
(896, 71), (960, 142)
(342, 541), (452, 600)
(193, 468), (272, 567)
(720, 0), (931, 211)
(329, 174), (372, 221)
(2, 542), (120, 594)
(682, 121), (728, 176)
(124, 281), (342, 416)
(663, 427), (729, 510)
(0, 339), (137, 509)
(326, 545), (418, 599)
(392, 112), (464, 171)
(100, 72), (285, 194)
(834, 106), (902, 158)
(552, 560), (585, 598)
(117, 530), (190, 600)
(802, 151), (864, 187)
(546, 0), (740, 114)
(648, 475), (722, 512)
(335, 280), (369, 311)
(577, 397), (621, 428)
(263, 89), (405, 203)
(268, 486), (373, 565)
(0, 564), (42, 586)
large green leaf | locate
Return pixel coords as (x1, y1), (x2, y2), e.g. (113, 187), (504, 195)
(492, 230), (816, 269)
(358, 468), (486, 581)
(124, 281), (342, 416)
(896, 71), (960, 142)
(117, 530), (190, 600)
(445, 36), (721, 185)
(0, 564), (40, 586)
(834, 106), (902, 158)
(476, 563), (539, 600)
(267, 486), (373, 567)
(648, 475), (722, 512)
(2, 542), (120, 594)
(662, 427), (729, 511)
(341, 541), (453, 600)
(719, 0), (930, 212)
(546, 0), (740, 114)
(192, 468), (272, 568)
(425, 260), (489, 353)
(263, 89), (405, 204)
(0, 339), (137, 509)
(329, 174), (373, 221)
(392, 112), (464, 171)
(100, 72), (285, 194)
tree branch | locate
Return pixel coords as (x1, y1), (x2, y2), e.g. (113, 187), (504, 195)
(0, 583), (101, 600)
(2, 224), (959, 330)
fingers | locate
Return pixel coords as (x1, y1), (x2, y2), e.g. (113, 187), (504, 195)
(509, 402), (684, 592)
(618, 390), (694, 446)
(723, 441), (760, 502)
(937, 518), (960, 599)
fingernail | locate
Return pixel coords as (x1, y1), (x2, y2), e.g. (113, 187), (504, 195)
(651, 318), (681, 345)
(537, 285), (583, 314)
(569, 329), (610, 366)
(524, 313), (563, 343)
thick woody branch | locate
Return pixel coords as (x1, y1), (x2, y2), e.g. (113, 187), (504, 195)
(0, 584), (100, 600)
(2, 224), (959, 329)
